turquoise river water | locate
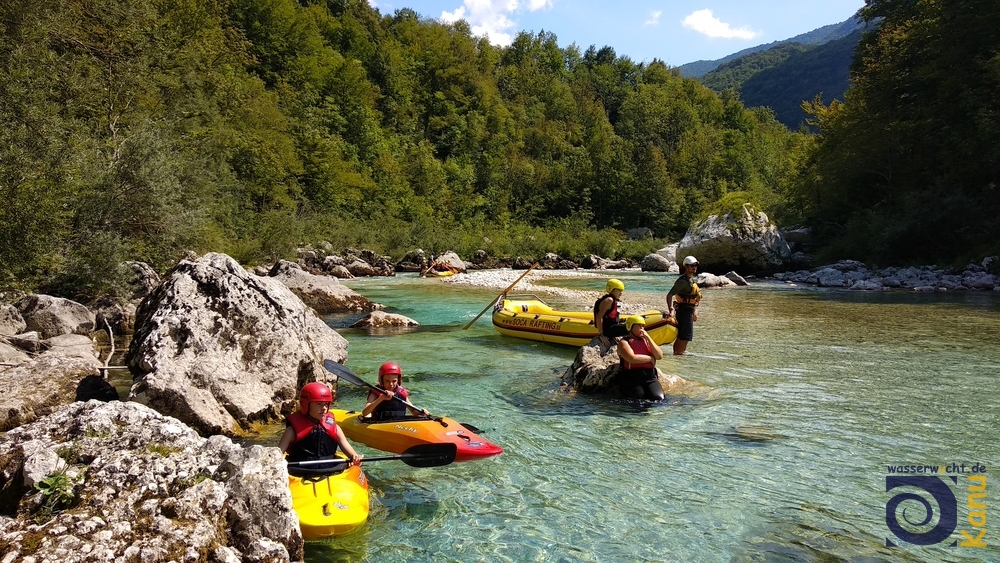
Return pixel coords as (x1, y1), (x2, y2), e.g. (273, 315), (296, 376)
(269, 270), (1000, 563)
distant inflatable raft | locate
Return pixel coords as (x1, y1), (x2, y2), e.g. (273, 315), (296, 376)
(491, 294), (678, 347)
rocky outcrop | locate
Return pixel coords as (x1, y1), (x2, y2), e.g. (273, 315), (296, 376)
(0, 340), (102, 431)
(396, 249), (429, 272)
(773, 257), (1000, 292)
(433, 251), (467, 273)
(350, 311), (420, 329)
(0, 400), (303, 562)
(678, 204), (791, 274)
(15, 295), (96, 339)
(696, 273), (737, 288)
(269, 260), (377, 314)
(126, 252), (348, 436)
(0, 305), (26, 336)
(580, 255), (633, 270)
(640, 253), (672, 272)
(560, 340), (716, 400)
(124, 261), (161, 301)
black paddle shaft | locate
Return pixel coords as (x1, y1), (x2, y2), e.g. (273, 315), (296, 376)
(322, 359), (447, 426)
(286, 443), (458, 470)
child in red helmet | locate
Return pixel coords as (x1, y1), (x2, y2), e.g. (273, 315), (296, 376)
(278, 381), (362, 468)
(361, 362), (430, 421)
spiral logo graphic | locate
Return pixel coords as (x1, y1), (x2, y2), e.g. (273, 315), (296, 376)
(885, 475), (958, 546)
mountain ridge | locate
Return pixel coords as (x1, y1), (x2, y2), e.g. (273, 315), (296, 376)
(677, 16), (863, 78)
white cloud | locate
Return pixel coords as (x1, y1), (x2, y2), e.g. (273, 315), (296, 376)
(682, 9), (758, 40)
(644, 10), (662, 26)
(438, 0), (553, 46)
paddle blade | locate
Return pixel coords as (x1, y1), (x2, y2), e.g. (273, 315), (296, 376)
(397, 443), (457, 468)
(323, 359), (370, 388)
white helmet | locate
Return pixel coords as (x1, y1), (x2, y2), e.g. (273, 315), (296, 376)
(682, 256), (699, 266)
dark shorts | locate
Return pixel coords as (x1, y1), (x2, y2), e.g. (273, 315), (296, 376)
(675, 305), (695, 342)
(618, 368), (665, 401)
(602, 322), (629, 338)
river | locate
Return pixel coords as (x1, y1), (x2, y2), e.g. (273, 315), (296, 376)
(277, 270), (1000, 562)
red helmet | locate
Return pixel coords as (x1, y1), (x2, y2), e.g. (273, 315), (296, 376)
(378, 362), (402, 386)
(299, 382), (333, 414)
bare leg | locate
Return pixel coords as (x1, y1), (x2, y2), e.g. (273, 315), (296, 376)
(673, 339), (689, 355)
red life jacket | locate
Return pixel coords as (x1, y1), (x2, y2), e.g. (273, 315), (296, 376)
(593, 293), (620, 322)
(622, 336), (655, 370)
(285, 411), (339, 462)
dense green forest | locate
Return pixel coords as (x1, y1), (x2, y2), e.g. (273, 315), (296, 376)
(801, 0), (1000, 264)
(0, 0), (805, 298)
(1, 0), (997, 300)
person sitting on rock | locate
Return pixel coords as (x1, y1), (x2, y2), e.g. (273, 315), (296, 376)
(279, 382), (362, 471)
(362, 362), (430, 421)
(594, 278), (628, 345)
(616, 315), (666, 401)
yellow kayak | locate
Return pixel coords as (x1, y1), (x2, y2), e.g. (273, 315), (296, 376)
(288, 462), (369, 539)
(492, 294), (678, 347)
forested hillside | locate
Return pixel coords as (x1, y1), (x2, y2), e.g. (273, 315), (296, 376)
(0, 0), (806, 298)
(703, 31), (860, 129)
(801, 1), (1000, 263)
(678, 17), (862, 78)
(2, 0), (996, 298)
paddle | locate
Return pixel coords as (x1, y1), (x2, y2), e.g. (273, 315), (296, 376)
(287, 443), (457, 471)
(322, 359), (445, 426)
(462, 263), (539, 330)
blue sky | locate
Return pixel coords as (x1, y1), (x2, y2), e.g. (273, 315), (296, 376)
(367, 1), (866, 67)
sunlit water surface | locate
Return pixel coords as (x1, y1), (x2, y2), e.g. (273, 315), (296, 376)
(262, 271), (1000, 562)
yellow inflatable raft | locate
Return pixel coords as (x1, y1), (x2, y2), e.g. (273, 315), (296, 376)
(492, 294), (678, 347)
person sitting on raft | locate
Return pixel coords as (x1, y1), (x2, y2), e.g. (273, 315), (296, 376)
(616, 315), (666, 401)
(594, 278), (628, 345)
(362, 362), (430, 421)
(279, 382), (363, 472)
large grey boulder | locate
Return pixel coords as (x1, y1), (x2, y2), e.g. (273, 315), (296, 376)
(0, 345), (102, 431)
(126, 252), (348, 436)
(0, 400), (303, 562)
(641, 253), (672, 272)
(396, 249), (429, 272)
(350, 311), (420, 329)
(678, 204), (791, 274)
(15, 295), (96, 339)
(124, 260), (161, 301)
(269, 260), (376, 314)
(0, 341), (31, 365)
(0, 305), (26, 336)
(433, 251), (467, 273)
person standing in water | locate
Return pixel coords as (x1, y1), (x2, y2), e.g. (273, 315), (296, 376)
(666, 256), (702, 355)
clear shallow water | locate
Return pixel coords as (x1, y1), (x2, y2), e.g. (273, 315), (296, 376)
(288, 272), (1000, 562)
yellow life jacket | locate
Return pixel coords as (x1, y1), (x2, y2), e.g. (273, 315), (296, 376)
(674, 280), (701, 306)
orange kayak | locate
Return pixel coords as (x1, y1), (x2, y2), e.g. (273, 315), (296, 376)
(332, 409), (503, 462)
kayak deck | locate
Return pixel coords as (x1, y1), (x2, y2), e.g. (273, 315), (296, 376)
(333, 409), (503, 462)
(289, 463), (369, 539)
